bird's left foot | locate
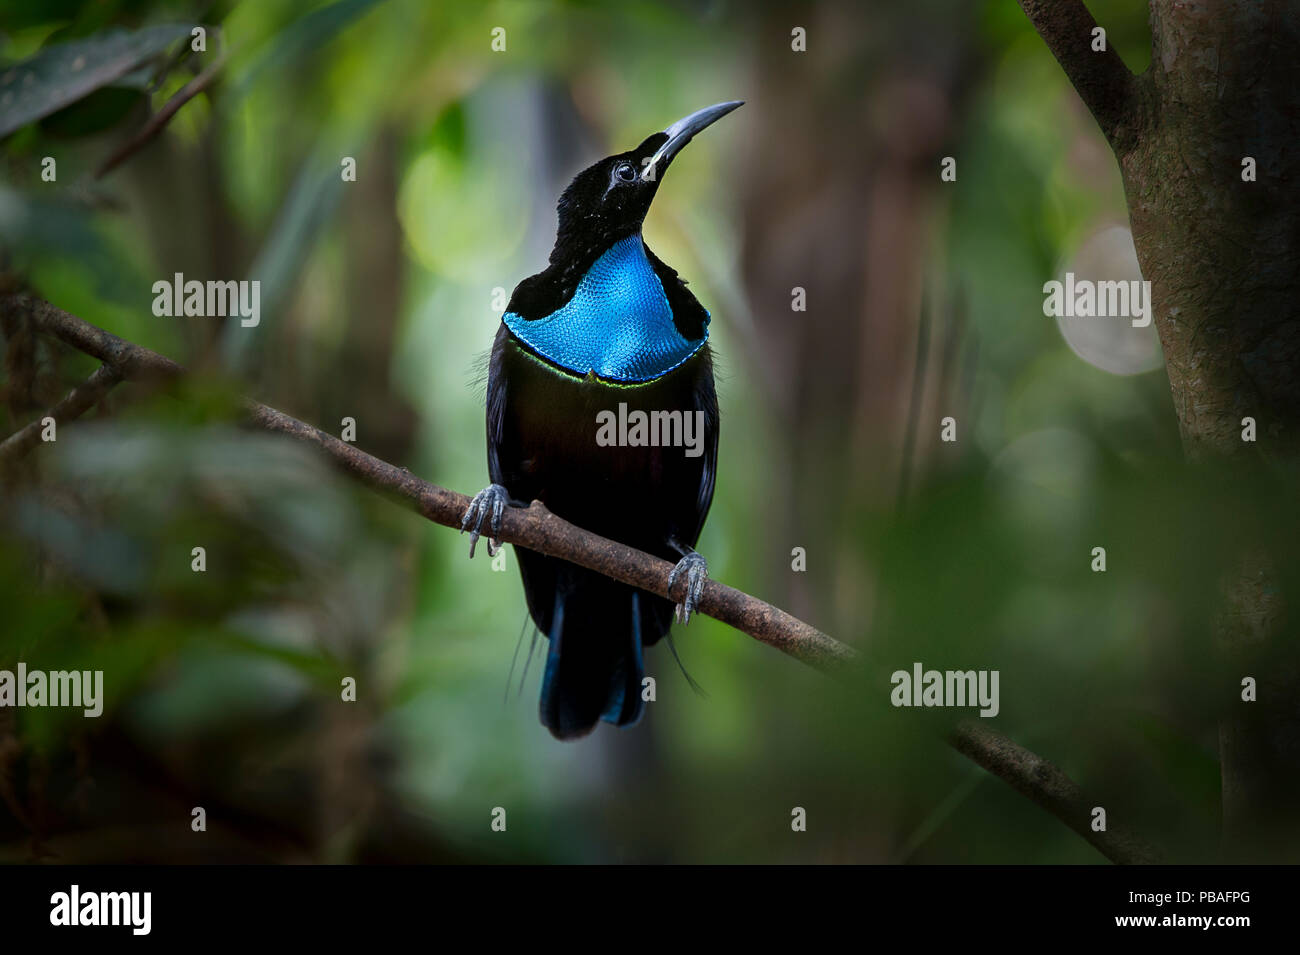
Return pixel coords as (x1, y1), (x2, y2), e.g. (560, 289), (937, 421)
(461, 483), (510, 558)
(668, 552), (708, 625)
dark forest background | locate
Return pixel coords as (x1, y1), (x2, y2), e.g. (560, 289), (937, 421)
(1, 0), (1296, 863)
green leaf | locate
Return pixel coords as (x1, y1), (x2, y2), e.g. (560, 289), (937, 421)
(38, 85), (143, 137)
(0, 23), (194, 138)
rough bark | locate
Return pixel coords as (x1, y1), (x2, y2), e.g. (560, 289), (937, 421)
(1127, 2), (1300, 460)
(1022, 0), (1300, 858)
(1131, 0), (1300, 861)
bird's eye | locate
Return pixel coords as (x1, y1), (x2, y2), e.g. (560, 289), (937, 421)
(614, 162), (637, 183)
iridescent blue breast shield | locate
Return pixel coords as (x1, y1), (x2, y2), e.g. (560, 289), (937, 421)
(503, 235), (709, 383)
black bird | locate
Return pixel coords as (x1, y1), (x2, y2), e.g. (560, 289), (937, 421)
(462, 101), (741, 740)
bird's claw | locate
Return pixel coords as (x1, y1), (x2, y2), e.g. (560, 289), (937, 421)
(461, 484), (509, 558)
(668, 552), (708, 625)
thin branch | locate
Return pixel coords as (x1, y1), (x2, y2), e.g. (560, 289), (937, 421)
(1017, 0), (1145, 149)
(248, 401), (857, 671)
(1, 293), (1165, 864)
(950, 722), (1163, 864)
(95, 49), (228, 179)
(0, 363), (121, 465)
(16, 297), (185, 380)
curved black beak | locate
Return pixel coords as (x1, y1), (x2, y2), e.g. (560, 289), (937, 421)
(640, 100), (743, 181)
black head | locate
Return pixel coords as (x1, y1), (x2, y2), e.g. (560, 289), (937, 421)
(508, 101), (742, 322)
(551, 101), (743, 259)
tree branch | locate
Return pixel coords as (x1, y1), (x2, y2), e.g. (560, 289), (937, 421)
(248, 401), (858, 671)
(950, 721), (1162, 864)
(0, 363), (121, 465)
(1, 293), (1165, 864)
(1017, 0), (1144, 148)
(95, 49), (228, 179)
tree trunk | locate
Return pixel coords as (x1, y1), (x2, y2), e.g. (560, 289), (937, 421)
(1020, 0), (1300, 859)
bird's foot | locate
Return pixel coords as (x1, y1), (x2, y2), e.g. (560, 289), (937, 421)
(461, 483), (509, 558)
(668, 552), (708, 625)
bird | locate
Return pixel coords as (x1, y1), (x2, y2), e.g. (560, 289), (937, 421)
(462, 101), (741, 740)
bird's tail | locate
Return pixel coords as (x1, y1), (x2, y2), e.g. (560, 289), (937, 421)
(539, 579), (645, 740)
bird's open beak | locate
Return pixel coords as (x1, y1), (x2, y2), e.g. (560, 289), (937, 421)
(640, 100), (743, 181)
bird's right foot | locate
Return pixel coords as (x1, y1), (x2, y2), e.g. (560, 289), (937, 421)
(461, 483), (510, 558)
(667, 551), (709, 625)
